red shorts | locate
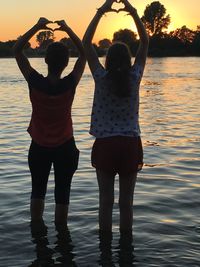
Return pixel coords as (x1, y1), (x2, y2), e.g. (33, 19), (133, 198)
(91, 136), (143, 175)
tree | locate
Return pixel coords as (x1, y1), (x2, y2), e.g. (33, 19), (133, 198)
(0, 41), (13, 57)
(0, 39), (29, 57)
(97, 38), (112, 55)
(36, 31), (54, 49)
(112, 29), (137, 46)
(141, 1), (170, 36)
(60, 37), (75, 49)
(112, 29), (137, 54)
(170, 26), (195, 44)
(192, 25), (200, 55)
(5, 40), (17, 48)
(98, 39), (112, 50)
(60, 37), (78, 56)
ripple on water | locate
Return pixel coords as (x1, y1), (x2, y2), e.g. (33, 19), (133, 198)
(0, 57), (200, 266)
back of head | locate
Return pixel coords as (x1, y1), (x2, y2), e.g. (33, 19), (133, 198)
(45, 42), (69, 75)
(105, 42), (132, 98)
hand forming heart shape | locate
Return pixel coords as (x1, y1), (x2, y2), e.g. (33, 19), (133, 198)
(111, 1), (126, 13)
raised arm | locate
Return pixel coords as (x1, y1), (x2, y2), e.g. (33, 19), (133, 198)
(13, 18), (53, 80)
(54, 20), (86, 85)
(83, 0), (116, 74)
(122, 0), (149, 69)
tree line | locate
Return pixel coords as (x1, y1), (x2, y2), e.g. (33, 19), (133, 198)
(0, 1), (200, 57)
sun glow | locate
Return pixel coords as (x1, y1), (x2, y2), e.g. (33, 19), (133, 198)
(0, 0), (199, 47)
(94, 12), (137, 44)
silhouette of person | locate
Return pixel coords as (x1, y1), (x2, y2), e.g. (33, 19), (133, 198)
(83, 0), (148, 233)
(13, 18), (85, 224)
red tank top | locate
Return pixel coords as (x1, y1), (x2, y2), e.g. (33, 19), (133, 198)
(27, 70), (76, 147)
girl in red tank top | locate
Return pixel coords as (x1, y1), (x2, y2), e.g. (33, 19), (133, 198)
(13, 18), (85, 225)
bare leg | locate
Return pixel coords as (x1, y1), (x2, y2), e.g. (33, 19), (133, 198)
(119, 172), (137, 233)
(31, 198), (45, 221)
(96, 169), (115, 232)
(55, 204), (69, 225)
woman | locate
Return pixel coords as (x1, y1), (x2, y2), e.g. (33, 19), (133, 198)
(83, 0), (149, 232)
(13, 18), (85, 224)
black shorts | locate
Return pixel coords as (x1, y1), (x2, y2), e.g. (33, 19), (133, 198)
(28, 137), (79, 204)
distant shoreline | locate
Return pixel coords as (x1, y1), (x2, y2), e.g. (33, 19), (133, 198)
(1, 55), (199, 59)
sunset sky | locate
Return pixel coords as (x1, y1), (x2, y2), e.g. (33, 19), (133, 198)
(0, 0), (199, 46)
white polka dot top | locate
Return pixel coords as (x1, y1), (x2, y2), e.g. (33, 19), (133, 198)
(90, 63), (143, 138)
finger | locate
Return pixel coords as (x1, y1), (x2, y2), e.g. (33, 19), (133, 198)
(118, 8), (126, 12)
(54, 20), (61, 24)
(45, 19), (53, 23)
(40, 18), (52, 24)
(110, 8), (118, 13)
(53, 27), (61, 32)
(39, 17), (48, 21)
(45, 27), (54, 31)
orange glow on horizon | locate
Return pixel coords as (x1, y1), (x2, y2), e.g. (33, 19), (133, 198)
(0, 0), (199, 46)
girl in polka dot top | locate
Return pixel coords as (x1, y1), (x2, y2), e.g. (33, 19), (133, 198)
(83, 0), (149, 234)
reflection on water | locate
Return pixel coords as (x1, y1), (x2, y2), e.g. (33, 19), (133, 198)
(29, 221), (53, 267)
(29, 221), (77, 266)
(0, 57), (200, 266)
(98, 231), (135, 267)
(29, 223), (135, 267)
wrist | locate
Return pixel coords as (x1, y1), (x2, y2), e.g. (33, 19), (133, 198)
(128, 7), (137, 15)
(97, 7), (105, 16)
(63, 25), (70, 31)
(34, 23), (43, 31)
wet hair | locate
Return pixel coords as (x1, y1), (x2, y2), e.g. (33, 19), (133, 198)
(105, 42), (132, 97)
(45, 42), (69, 75)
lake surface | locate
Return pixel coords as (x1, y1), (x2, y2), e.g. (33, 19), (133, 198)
(0, 57), (200, 266)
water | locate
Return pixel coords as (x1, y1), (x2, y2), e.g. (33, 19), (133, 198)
(0, 57), (200, 266)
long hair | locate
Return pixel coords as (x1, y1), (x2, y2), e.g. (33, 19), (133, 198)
(105, 42), (132, 97)
(45, 42), (69, 75)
